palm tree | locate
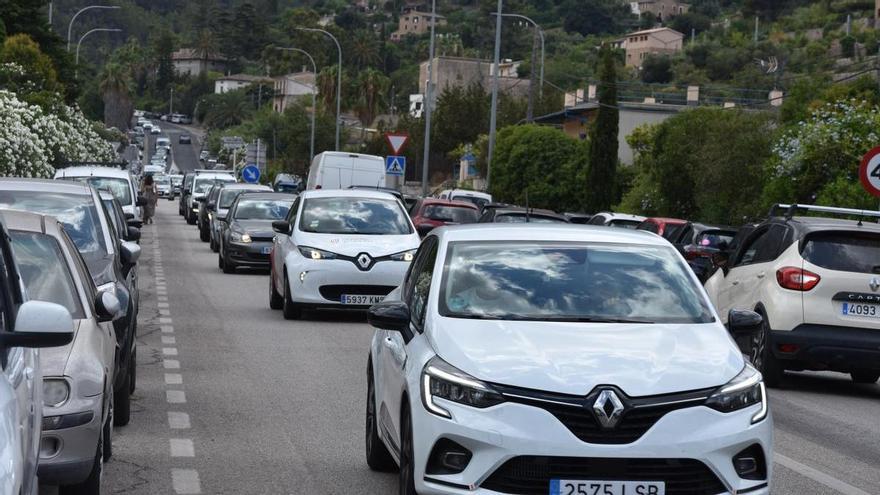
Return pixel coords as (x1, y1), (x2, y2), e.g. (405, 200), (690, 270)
(316, 65), (340, 114)
(99, 63), (133, 131)
(205, 91), (253, 129)
(355, 68), (389, 128)
(349, 30), (380, 70)
(193, 29), (219, 65)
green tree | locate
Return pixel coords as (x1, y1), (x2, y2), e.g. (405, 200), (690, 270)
(0, 34), (59, 94)
(99, 62), (133, 130)
(153, 30), (175, 95)
(202, 90), (254, 129)
(355, 68), (389, 127)
(585, 45), (619, 212)
(641, 54), (672, 84)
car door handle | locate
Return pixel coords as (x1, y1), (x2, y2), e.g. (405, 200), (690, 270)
(757, 272), (766, 279)
(731, 280), (740, 286)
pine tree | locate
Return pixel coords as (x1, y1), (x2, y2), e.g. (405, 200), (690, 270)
(585, 45), (619, 212)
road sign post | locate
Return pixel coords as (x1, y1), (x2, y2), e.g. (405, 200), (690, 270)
(859, 146), (880, 198)
(385, 132), (410, 156)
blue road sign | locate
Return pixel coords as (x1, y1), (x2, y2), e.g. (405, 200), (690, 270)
(242, 164), (261, 183)
(386, 156), (406, 176)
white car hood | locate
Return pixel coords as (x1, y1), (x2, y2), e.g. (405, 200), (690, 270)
(296, 231), (419, 257)
(430, 318), (743, 397)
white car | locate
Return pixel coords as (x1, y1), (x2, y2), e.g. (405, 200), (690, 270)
(186, 172), (236, 225)
(366, 224), (772, 495)
(269, 190), (420, 319)
(55, 166), (143, 222)
(151, 126), (161, 135)
(588, 211), (647, 229)
(436, 189), (492, 210)
(705, 204), (880, 386)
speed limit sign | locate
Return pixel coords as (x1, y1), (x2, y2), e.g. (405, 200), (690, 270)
(860, 146), (880, 197)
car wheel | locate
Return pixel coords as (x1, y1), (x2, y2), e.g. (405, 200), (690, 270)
(114, 371), (131, 426)
(210, 236), (218, 253)
(200, 224), (210, 242)
(269, 273), (283, 310)
(282, 274), (302, 320)
(753, 316), (784, 387)
(398, 405), (418, 495)
(851, 371), (880, 384)
(129, 346), (137, 393)
(366, 365), (396, 472)
(186, 211), (196, 225)
(222, 253), (235, 274)
(59, 425), (103, 495)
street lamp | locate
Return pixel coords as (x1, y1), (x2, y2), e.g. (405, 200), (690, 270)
(67, 5), (120, 52)
(277, 47), (318, 164)
(486, 0), (503, 191)
(421, 0), (438, 197)
(294, 27), (342, 151)
(491, 12), (545, 99)
(75, 27), (122, 79)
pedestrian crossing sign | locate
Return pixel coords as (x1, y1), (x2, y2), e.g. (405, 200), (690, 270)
(386, 156), (406, 176)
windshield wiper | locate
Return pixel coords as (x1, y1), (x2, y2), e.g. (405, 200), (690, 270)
(551, 317), (655, 324)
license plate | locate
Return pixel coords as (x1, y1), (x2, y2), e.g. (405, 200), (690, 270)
(551, 480), (665, 495)
(341, 294), (385, 305)
(261, 246), (272, 255)
(841, 302), (879, 318)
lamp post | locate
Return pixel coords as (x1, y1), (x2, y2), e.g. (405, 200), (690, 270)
(294, 27), (342, 151)
(491, 12), (545, 99)
(421, 0), (438, 196)
(67, 5), (120, 52)
(277, 47), (318, 164)
(75, 27), (121, 79)
(486, 0), (503, 191)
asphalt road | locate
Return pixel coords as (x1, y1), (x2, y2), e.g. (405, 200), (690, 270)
(52, 200), (880, 495)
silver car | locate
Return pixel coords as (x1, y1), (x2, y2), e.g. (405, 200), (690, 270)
(5, 211), (121, 493)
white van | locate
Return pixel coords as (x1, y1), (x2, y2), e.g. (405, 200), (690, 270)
(437, 189), (493, 209)
(306, 152), (386, 190)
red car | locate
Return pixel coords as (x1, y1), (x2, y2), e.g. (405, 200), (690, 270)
(409, 198), (479, 236)
(636, 217), (687, 239)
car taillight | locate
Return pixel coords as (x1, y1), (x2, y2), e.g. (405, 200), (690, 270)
(776, 267), (820, 291)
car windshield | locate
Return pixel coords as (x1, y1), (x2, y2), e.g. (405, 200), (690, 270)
(423, 205), (477, 224)
(195, 178), (234, 194)
(299, 197), (412, 235)
(610, 219), (641, 229)
(233, 199), (294, 220)
(172, 177), (183, 186)
(801, 232), (880, 274)
(694, 230), (736, 249)
(10, 231), (85, 319)
(219, 189), (261, 208)
(156, 176), (171, 185)
(440, 241), (714, 324)
(496, 213), (567, 224)
(63, 176), (132, 206)
(275, 183), (299, 193)
(453, 195), (489, 210)
(0, 191), (108, 259)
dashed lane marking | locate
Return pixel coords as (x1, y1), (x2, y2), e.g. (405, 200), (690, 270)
(170, 439), (195, 457)
(165, 373), (183, 385)
(163, 359), (180, 369)
(166, 390), (187, 404)
(171, 469), (202, 494)
(168, 412), (191, 429)
(775, 454), (873, 495)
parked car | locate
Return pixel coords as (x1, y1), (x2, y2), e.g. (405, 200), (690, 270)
(409, 199), (479, 236)
(436, 189), (492, 210)
(180, 115), (192, 125)
(479, 206), (571, 224)
(178, 134), (191, 145)
(186, 171), (236, 225)
(218, 193), (297, 273)
(587, 212), (647, 229)
(564, 212), (593, 224)
(150, 126), (161, 135)
(269, 190), (420, 319)
(99, 190), (142, 244)
(0, 213), (75, 495)
(669, 222), (738, 282)
(55, 166), (143, 222)
(0, 179), (141, 427)
(365, 224), (771, 495)
(199, 150), (210, 162)
(5, 210), (120, 494)
(273, 173), (301, 193)
(636, 217), (687, 238)
(155, 174), (173, 199)
(170, 174), (183, 198)
(179, 172), (198, 216)
(207, 184), (273, 251)
(306, 152), (386, 190)
(155, 137), (171, 149)
(705, 203), (880, 387)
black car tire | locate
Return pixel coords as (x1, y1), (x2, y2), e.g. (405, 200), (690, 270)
(269, 274), (283, 310)
(218, 253), (224, 269)
(282, 274), (302, 320)
(129, 346), (137, 393)
(59, 426), (103, 495)
(851, 371), (880, 384)
(222, 253), (235, 274)
(210, 235), (219, 253)
(186, 212), (196, 225)
(753, 316), (784, 388)
(114, 371), (131, 426)
(366, 366), (396, 472)
(199, 224), (210, 242)
(398, 405), (418, 495)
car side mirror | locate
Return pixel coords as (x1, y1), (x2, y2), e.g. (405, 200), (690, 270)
(713, 250), (732, 274)
(127, 218), (143, 229)
(127, 226), (141, 242)
(136, 195), (147, 207)
(124, 212), (135, 220)
(120, 241), (141, 270)
(272, 220), (290, 235)
(95, 290), (122, 323)
(727, 309), (763, 338)
(0, 301), (75, 348)
(207, 200), (216, 210)
(416, 223), (435, 237)
(368, 301), (411, 332)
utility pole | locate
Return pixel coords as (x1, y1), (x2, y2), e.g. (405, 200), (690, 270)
(754, 16), (759, 43)
(526, 26), (538, 122)
(169, 88), (174, 116)
(486, 0), (504, 191)
(490, 13), (545, 108)
(421, 0), (438, 196)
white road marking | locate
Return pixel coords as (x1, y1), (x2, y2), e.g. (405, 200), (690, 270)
(168, 412), (191, 429)
(171, 469), (201, 494)
(170, 438), (195, 457)
(158, 296), (169, 302)
(162, 336), (177, 344)
(159, 309), (171, 316)
(166, 390), (186, 403)
(159, 317), (173, 324)
(158, 302), (170, 308)
(161, 325), (175, 333)
(775, 454), (873, 495)
(165, 373), (183, 385)
(163, 347), (178, 356)
(164, 359), (180, 369)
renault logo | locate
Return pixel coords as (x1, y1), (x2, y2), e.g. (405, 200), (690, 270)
(356, 253), (373, 271)
(871, 278), (880, 293)
(591, 389), (625, 429)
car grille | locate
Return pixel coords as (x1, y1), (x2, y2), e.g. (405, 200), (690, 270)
(490, 383), (713, 445)
(318, 285), (396, 301)
(480, 457), (726, 495)
(250, 235), (274, 243)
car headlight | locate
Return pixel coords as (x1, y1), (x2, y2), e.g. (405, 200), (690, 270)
(390, 249), (416, 262)
(43, 379), (70, 407)
(705, 364), (767, 423)
(231, 232), (251, 243)
(298, 246), (338, 260)
(421, 356), (505, 419)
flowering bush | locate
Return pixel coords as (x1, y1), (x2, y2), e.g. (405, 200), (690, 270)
(0, 90), (114, 178)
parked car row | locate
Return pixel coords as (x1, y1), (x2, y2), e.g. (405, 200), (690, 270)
(0, 167), (146, 494)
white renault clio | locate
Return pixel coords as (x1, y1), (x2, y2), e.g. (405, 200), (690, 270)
(366, 224), (772, 495)
(269, 189), (420, 319)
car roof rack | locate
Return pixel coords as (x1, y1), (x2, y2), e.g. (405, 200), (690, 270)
(769, 203), (880, 222)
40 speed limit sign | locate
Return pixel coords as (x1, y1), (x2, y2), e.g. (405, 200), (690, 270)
(860, 146), (880, 197)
